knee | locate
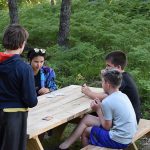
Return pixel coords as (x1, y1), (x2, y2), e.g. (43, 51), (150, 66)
(81, 127), (91, 139)
(82, 114), (92, 123)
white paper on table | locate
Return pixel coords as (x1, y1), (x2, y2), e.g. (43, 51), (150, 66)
(46, 92), (65, 98)
(46, 94), (55, 98)
(54, 92), (65, 96)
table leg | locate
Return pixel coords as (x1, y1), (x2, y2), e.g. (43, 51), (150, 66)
(125, 142), (138, 150)
(27, 136), (44, 150)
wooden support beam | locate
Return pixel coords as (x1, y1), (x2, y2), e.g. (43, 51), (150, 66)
(27, 136), (44, 150)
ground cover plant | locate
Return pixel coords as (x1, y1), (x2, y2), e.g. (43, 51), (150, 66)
(0, 0), (150, 149)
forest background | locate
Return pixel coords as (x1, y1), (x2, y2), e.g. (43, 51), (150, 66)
(0, 0), (150, 149)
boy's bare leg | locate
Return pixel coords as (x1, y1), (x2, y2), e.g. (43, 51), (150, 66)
(59, 115), (100, 149)
(81, 127), (92, 146)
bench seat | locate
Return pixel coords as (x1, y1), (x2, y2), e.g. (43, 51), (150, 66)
(81, 145), (122, 150)
(81, 119), (150, 150)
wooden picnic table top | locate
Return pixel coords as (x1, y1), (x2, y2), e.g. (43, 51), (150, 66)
(27, 85), (103, 139)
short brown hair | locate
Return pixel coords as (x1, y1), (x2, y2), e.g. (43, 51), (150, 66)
(105, 51), (127, 69)
(101, 68), (122, 88)
(2, 24), (29, 50)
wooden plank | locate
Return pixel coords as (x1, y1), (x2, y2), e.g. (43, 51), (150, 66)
(28, 94), (90, 127)
(28, 86), (84, 126)
(35, 85), (81, 105)
(29, 86), (84, 114)
(81, 145), (121, 150)
(125, 119), (150, 150)
(125, 143), (138, 150)
(132, 119), (150, 142)
(27, 97), (92, 138)
(27, 136), (43, 150)
(27, 85), (103, 139)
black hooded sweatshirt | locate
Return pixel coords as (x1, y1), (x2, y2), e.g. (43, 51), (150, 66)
(0, 53), (37, 109)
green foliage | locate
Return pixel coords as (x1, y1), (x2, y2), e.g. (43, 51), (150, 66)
(19, 2), (60, 47)
(0, 0), (45, 9)
(0, 0), (149, 119)
(0, 0), (7, 9)
(46, 43), (105, 88)
(0, 43), (3, 51)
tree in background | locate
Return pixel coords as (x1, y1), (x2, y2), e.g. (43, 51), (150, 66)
(58, 0), (71, 47)
(50, 0), (56, 5)
(8, 0), (19, 24)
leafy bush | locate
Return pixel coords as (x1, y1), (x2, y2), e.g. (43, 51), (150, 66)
(0, 0), (149, 119)
(46, 43), (105, 88)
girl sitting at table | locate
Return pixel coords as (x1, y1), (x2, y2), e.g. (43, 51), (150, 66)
(27, 47), (57, 96)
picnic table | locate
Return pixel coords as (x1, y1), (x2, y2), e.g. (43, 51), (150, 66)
(27, 85), (103, 150)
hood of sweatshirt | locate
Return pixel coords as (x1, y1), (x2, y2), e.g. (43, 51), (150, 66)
(0, 52), (20, 76)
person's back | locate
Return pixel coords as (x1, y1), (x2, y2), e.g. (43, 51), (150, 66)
(120, 72), (141, 123)
(0, 24), (38, 150)
(0, 55), (37, 108)
(102, 91), (137, 144)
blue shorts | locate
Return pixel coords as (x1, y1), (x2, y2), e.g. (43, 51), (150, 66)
(89, 126), (129, 149)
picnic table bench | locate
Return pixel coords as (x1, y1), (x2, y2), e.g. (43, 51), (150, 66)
(81, 119), (150, 150)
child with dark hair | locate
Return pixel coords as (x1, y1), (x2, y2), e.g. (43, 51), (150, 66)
(105, 50), (127, 69)
(82, 51), (141, 124)
(0, 24), (37, 150)
(59, 69), (137, 149)
(27, 48), (57, 96)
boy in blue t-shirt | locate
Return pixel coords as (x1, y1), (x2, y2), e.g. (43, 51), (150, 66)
(59, 69), (137, 149)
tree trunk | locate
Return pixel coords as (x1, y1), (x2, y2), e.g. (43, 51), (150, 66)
(8, 0), (19, 24)
(58, 0), (71, 47)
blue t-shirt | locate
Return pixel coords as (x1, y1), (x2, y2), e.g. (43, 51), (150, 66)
(101, 91), (137, 144)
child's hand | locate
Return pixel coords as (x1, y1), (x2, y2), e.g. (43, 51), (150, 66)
(81, 83), (91, 94)
(90, 98), (101, 112)
(38, 87), (50, 95)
